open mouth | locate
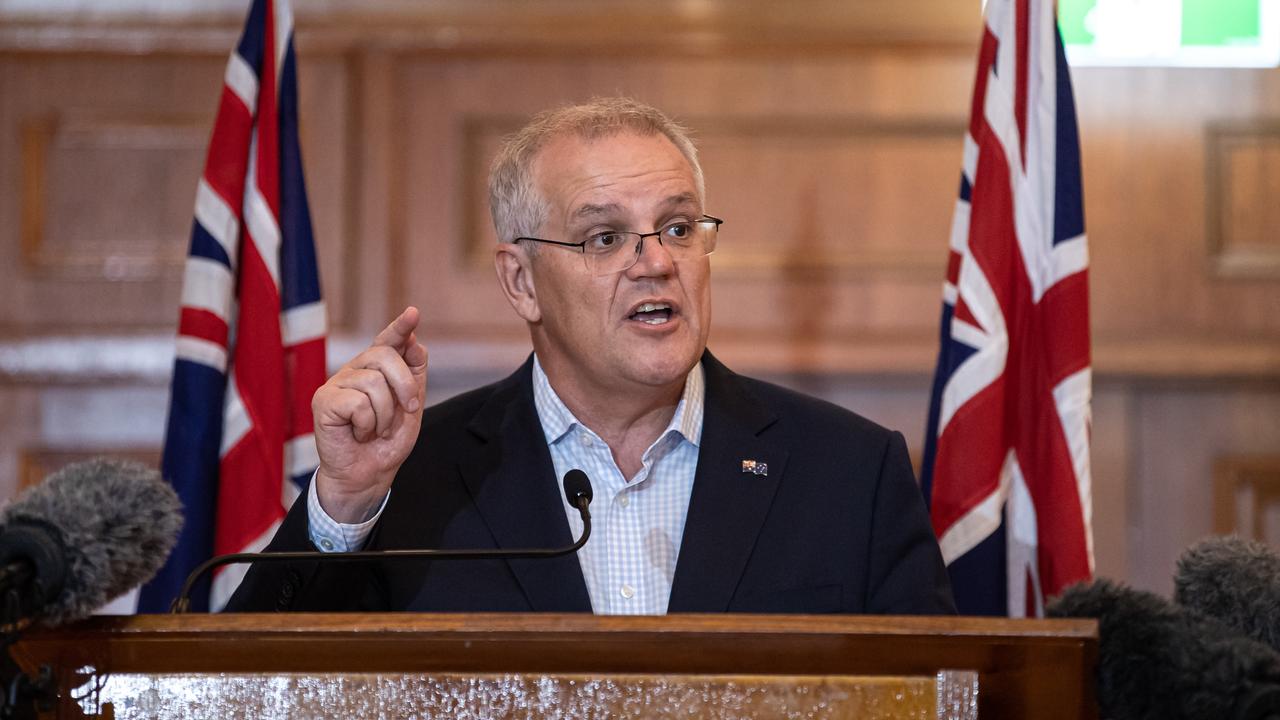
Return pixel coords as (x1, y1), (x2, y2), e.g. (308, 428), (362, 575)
(628, 302), (674, 326)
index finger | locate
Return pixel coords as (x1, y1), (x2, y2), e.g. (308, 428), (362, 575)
(372, 306), (421, 355)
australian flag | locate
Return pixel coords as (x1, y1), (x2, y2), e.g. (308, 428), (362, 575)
(138, 0), (327, 612)
(921, 0), (1093, 617)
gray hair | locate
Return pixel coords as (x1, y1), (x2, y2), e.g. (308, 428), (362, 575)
(488, 97), (705, 244)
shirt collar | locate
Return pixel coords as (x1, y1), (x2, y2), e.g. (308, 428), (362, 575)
(532, 355), (705, 449)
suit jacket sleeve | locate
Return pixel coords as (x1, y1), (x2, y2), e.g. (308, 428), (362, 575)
(222, 491), (387, 612)
(864, 431), (957, 614)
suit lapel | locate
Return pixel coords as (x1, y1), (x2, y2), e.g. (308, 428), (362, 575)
(457, 358), (593, 612)
(668, 353), (789, 612)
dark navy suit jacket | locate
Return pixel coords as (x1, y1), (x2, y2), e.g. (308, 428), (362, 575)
(225, 352), (955, 614)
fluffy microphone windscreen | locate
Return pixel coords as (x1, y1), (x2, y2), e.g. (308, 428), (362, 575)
(1050, 579), (1280, 720)
(0, 458), (182, 626)
(1177, 535), (1280, 655)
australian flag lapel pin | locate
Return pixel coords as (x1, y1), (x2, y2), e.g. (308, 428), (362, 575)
(741, 459), (768, 477)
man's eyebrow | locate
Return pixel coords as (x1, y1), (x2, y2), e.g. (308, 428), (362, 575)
(571, 203), (624, 220)
(568, 193), (701, 224)
(660, 192), (700, 212)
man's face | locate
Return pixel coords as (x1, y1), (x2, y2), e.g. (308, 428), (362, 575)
(524, 131), (712, 397)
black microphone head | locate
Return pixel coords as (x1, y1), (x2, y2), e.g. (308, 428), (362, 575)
(0, 458), (183, 626)
(0, 520), (67, 612)
(562, 469), (592, 508)
(1049, 579), (1280, 720)
(1176, 535), (1280, 654)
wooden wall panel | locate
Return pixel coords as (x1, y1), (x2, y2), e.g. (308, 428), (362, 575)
(1073, 68), (1280, 348)
(0, 388), (46, 502)
(1088, 386), (1132, 584)
(19, 448), (160, 493)
(0, 386), (169, 499)
(20, 116), (205, 281)
(1214, 456), (1280, 541)
(0, 52), (352, 332)
(1131, 387), (1280, 597)
(1207, 123), (1280, 277)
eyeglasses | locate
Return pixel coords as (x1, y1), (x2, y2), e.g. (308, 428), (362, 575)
(515, 215), (722, 276)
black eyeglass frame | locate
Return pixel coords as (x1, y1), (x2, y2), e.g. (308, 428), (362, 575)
(513, 215), (723, 258)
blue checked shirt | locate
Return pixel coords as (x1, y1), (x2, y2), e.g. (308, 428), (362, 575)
(307, 356), (705, 615)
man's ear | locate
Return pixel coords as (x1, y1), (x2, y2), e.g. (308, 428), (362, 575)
(494, 242), (541, 323)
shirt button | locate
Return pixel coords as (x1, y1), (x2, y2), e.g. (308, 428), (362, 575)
(319, 538), (335, 551)
(618, 495), (630, 508)
(580, 434), (593, 447)
(620, 584), (635, 599)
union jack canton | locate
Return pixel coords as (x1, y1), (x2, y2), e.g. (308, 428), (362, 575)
(921, 0), (1093, 617)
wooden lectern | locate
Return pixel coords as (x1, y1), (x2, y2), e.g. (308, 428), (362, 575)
(12, 613), (1097, 719)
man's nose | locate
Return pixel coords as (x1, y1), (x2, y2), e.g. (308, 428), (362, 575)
(627, 232), (676, 277)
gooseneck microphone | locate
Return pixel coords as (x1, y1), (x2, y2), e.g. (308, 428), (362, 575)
(172, 469), (594, 613)
(562, 468), (592, 520)
(0, 458), (182, 627)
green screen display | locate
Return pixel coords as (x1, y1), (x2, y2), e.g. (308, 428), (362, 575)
(1058, 0), (1278, 66)
(1181, 0), (1260, 46)
(1058, 0), (1097, 46)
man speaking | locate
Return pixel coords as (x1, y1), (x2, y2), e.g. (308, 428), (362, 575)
(227, 98), (955, 615)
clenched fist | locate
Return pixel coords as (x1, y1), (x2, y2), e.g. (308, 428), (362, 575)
(311, 306), (427, 523)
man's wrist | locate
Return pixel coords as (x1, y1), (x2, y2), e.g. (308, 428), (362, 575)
(315, 470), (391, 524)
(307, 474), (388, 553)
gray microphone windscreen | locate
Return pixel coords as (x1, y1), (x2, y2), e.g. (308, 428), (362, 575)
(1, 458), (182, 626)
(1176, 535), (1280, 654)
(1050, 579), (1280, 720)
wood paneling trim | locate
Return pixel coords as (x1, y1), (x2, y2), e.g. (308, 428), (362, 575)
(0, 1), (981, 54)
(340, 49), (370, 331)
(385, 55), (411, 318)
(1213, 455), (1280, 538)
(18, 448), (160, 492)
(1091, 338), (1280, 380)
(0, 334), (1275, 384)
(1205, 122), (1280, 279)
(18, 118), (49, 277)
(20, 115), (206, 281)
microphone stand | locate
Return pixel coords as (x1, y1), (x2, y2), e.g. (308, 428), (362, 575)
(171, 497), (592, 614)
(0, 570), (55, 720)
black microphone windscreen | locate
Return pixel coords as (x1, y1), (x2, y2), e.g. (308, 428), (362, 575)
(1050, 579), (1280, 720)
(1176, 535), (1280, 655)
(562, 469), (592, 506)
(1, 458), (183, 626)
